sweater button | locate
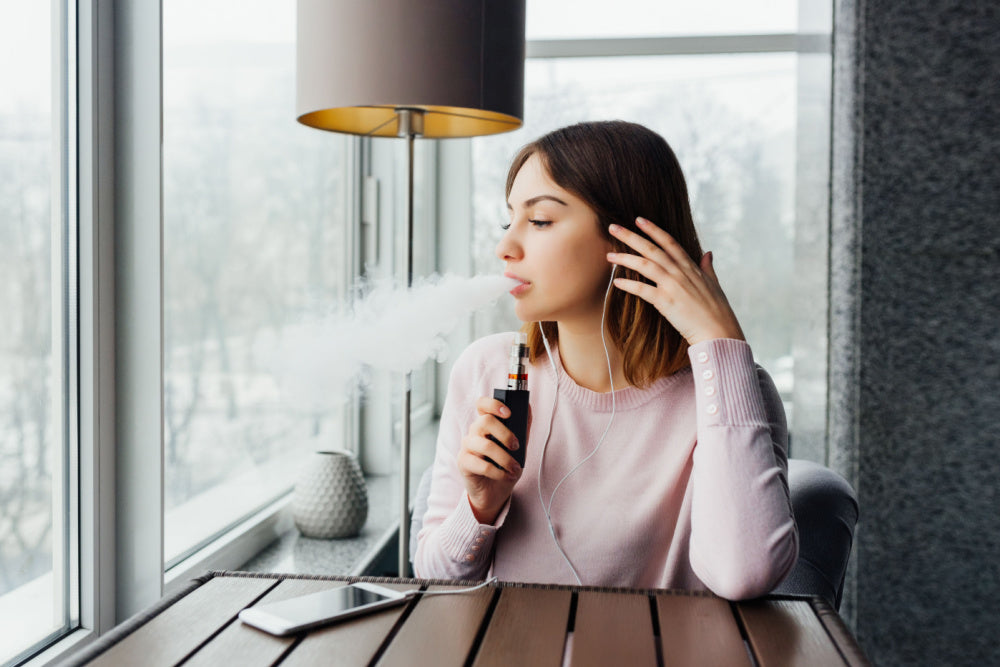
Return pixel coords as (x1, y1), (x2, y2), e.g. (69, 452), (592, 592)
(706, 404), (718, 415)
(705, 386), (716, 397)
(702, 369), (714, 380)
(696, 351), (709, 363)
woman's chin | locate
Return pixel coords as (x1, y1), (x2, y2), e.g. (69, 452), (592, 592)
(513, 302), (543, 324)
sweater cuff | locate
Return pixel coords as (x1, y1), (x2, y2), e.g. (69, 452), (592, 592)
(688, 338), (768, 427)
(436, 493), (503, 567)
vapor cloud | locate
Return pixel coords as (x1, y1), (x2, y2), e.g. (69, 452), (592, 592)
(267, 274), (518, 411)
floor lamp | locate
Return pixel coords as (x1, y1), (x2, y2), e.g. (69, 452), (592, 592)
(295, 0), (525, 576)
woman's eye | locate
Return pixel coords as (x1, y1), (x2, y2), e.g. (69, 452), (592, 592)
(500, 219), (551, 231)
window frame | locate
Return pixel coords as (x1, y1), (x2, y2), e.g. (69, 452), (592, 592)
(74, 0), (117, 653)
(0, 0), (80, 664)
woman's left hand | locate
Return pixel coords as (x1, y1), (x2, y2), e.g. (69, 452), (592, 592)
(607, 217), (745, 346)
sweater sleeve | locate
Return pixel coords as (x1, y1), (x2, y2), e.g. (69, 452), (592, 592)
(687, 338), (799, 600)
(413, 342), (510, 580)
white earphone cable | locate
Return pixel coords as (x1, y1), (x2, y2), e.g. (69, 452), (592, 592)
(406, 576), (498, 598)
(536, 265), (618, 585)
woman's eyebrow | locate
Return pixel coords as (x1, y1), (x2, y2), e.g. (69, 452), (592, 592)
(506, 194), (570, 210)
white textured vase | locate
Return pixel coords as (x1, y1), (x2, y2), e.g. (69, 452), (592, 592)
(292, 450), (368, 539)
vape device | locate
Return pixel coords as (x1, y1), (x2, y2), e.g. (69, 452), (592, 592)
(489, 333), (530, 469)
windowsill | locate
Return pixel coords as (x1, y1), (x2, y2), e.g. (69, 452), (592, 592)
(237, 425), (437, 577)
(238, 473), (402, 576)
(164, 451), (309, 566)
(162, 425), (436, 598)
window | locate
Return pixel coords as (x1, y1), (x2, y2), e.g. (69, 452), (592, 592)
(472, 0), (831, 456)
(1, 1), (834, 663)
(0, 1), (77, 664)
(162, 0), (353, 566)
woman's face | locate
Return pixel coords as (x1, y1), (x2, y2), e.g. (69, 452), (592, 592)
(497, 154), (614, 326)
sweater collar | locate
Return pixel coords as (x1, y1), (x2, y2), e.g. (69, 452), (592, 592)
(539, 346), (691, 412)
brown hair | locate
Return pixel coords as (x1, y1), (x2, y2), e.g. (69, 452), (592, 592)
(505, 121), (703, 387)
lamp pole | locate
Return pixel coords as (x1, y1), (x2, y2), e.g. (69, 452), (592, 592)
(295, 0), (525, 580)
(396, 108), (423, 577)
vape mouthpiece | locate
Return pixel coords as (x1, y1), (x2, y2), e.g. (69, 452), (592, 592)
(507, 333), (529, 390)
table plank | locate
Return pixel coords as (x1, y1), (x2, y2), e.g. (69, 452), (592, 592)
(376, 584), (496, 667)
(184, 579), (347, 667)
(656, 593), (751, 666)
(89, 575), (278, 667)
(569, 590), (657, 667)
(279, 582), (418, 667)
(472, 587), (572, 667)
(736, 599), (847, 667)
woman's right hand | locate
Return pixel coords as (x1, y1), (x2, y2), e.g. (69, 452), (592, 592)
(457, 396), (524, 524)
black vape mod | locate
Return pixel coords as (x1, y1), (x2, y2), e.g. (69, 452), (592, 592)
(489, 332), (530, 469)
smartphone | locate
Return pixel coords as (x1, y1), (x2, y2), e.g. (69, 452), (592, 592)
(238, 582), (416, 636)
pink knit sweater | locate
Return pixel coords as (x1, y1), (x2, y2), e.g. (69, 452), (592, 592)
(414, 333), (798, 599)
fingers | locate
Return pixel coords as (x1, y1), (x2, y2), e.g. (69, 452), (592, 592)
(610, 218), (698, 273)
(606, 220), (745, 345)
(474, 397), (519, 453)
(458, 443), (520, 482)
(606, 250), (673, 289)
(608, 218), (721, 297)
(476, 396), (511, 420)
(699, 250), (719, 285)
(609, 274), (662, 304)
(459, 434), (522, 482)
(461, 401), (522, 480)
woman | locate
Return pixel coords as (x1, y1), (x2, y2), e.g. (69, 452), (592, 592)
(414, 121), (797, 599)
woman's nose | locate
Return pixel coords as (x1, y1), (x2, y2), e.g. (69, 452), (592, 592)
(495, 224), (523, 262)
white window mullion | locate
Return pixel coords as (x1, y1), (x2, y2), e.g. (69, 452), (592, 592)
(112, 0), (165, 621)
(78, 0), (119, 638)
(50, 0), (77, 635)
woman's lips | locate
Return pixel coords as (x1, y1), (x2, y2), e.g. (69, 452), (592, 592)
(510, 281), (531, 297)
(504, 273), (530, 296)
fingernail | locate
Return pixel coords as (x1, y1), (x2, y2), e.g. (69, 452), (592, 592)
(510, 438), (519, 450)
(608, 224), (620, 233)
(607, 252), (617, 260)
(636, 217), (649, 226)
(500, 406), (510, 417)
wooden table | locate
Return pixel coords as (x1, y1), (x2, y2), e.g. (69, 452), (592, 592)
(66, 571), (870, 666)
